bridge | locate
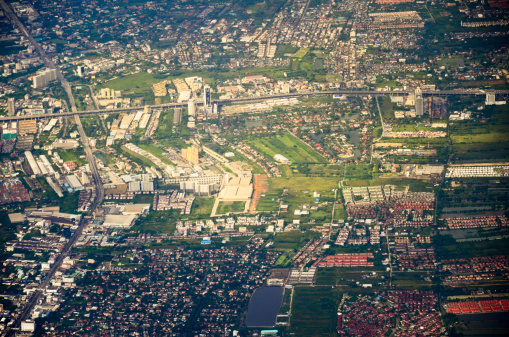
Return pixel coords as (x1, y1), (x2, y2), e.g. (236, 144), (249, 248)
(1, 89), (506, 122)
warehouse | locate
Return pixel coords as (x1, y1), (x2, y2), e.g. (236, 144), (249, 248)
(66, 175), (84, 191)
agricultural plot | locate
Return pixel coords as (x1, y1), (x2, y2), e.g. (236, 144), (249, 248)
(245, 131), (326, 164)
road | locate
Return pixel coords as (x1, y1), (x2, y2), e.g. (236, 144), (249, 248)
(1, 0), (104, 334)
(1, 89), (506, 122)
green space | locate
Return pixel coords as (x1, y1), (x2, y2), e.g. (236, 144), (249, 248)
(378, 96), (395, 119)
(270, 176), (338, 192)
(216, 201), (246, 214)
(184, 198), (216, 219)
(130, 211), (178, 234)
(152, 109), (173, 139)
(269, 230), (321, 252)
(315, 269), (389, 287)
(244, 131), (326, 164)
(120, 144), (158, 168)
(435, 236), (509, 260)
(56, 149), (86, 165)
(292, 47), (310, 60)
(290, 286), (341, 337)
(138, 143), (174, 165)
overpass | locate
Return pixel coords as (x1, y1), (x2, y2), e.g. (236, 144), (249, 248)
(1, 89), (507, 123)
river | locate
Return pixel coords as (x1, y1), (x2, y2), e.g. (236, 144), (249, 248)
(245, 286), (284, 327)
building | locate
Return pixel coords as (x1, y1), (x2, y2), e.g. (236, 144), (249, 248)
(32, 69), (57, 89)
(173, 108), (182, 125)
(415, 87), (424, 116)
(203, 85), (211, 107)
(18, 120), (37, 135)
(188, 99), (196, 116)
(103, 214), (137, 228)
(181, 145), (200, 165)
(486, 92), (496, 105)
(77, 66), (85, 77)
(7, 98), (15, 116)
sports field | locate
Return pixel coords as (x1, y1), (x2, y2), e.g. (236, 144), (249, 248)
(245, 131), (326, 164)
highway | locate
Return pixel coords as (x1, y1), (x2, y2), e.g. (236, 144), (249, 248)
(1, 0), (104, 335)
(1, 88), (507, 123)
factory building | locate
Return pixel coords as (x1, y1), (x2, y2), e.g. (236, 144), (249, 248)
(25, 151), (41, 176)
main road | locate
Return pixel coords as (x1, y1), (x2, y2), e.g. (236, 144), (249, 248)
(1, 88), (507, 123)
(1, 0), (104, 335)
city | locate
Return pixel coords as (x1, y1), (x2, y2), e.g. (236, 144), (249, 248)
(0, 0), (508, 336)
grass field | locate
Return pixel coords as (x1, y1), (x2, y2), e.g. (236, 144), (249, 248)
(378, 96), (395, 119)
(293, 47), (310, 60)
(185, 198), (216, 219)
(270, 176), (339, 192)
(120, 145), (157, 168)
(245, 131), (326, 164)
(451, 133), (509, 144)
(131, 211), (178, 234)
(217, 201), (246, 214)
(436, 237), (509, 260)
(138, 143), (174, 165)
(290, 286), (341, 337)
(152, 109), (173, 139)
(270, 231), (321, 251)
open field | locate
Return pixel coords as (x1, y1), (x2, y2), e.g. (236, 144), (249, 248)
(293, 47), (310, 60)
(138, 143), (174, 165)
(184, 197), (216, 219)
(216, 201), (246, 214)
(131, 211), (178, 234)
(315, 268), (390, 286)
(269, 231), (321, 251)
(245, 132), (326, 164)
(290, 286), (341, 337)
(270, 176), (339, 192)
(435, 236), (509, 260)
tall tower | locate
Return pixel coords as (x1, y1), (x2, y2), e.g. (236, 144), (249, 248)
(7, 98), (15, 116)
(415, 87), (423, 116)
(203, 85), (211, 107)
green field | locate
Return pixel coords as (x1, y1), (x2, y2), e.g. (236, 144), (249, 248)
(290, 286), (341, 337)
(378, 96), (395, 119)
(245, 131), (326, 164)
(216, 201), (246, 214)
(131, 211), (178, 234)
(293, 47), (310, 60)
(269, 231), (321, 251)
(185, 197), (216, 219)
(270, 176), (339, 192)
(138, 143), (174, 165)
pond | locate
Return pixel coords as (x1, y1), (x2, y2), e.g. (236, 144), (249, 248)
(245, 286), (284, 327)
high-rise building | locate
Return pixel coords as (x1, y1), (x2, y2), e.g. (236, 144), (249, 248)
(188, 99), (196, 116)
(486, 92), (496, 105)
(77, 66), (85, 77)
(415, 87), (424, 116)
(203, 86), (211, 107)
(7, 98), (15, 116)
(32, 69), (57, 89)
